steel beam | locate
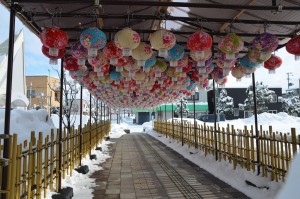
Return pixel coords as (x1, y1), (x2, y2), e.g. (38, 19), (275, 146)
(15, 0), (300, 10)
(28, 12), (300, 26)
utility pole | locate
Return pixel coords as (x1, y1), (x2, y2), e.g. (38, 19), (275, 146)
(287, 72), (293, 90)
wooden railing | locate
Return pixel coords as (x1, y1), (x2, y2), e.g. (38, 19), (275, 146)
(0, 120), (110, 199)
(154, 120), (300, 181)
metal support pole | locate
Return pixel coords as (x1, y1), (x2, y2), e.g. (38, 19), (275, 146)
(89, 93), (92, 155)
(58, 58), (64, 191)
(213, 80), (218, 161)
(100, 101), (103, 135)
(160, 106), (162, 120)
(172, 103), (174, 139)
(96, 99), (98, 147)
(180, 100), (184, 146)
(2, 2), (16, 197)
(79, 85), (83, 166)
(252, 73), (260, 175)
(109, 108), (112, 121)
(165, 104), (167, 137)
(104, 104), (106, 121)
(193, 94), (197, 148)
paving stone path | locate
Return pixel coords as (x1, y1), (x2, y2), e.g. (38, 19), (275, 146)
(91, 133), (250, 199)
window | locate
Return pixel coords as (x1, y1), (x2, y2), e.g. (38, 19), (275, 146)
(234, 108), (239, 117)
(268, 110), (277, 114)
(27, 89), (36, 98)
(270, 93), (277, 103)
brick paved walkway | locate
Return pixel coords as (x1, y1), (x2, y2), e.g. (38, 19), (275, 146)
(91, 133), (250, 199)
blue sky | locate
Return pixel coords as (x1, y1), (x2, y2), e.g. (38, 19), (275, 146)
(0, 3), (299, 92)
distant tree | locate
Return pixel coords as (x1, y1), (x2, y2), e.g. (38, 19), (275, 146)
(278, 90), (300, 116)
(49, 68), (79, 132)
(217, 89), (234, 117)
(175, 99), (189, 117)
(243, 82), (275, 114)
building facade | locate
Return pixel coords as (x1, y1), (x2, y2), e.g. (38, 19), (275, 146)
(26, 75), (60, 113)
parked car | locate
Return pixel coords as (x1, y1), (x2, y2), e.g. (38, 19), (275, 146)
(197, 114), (225, 122)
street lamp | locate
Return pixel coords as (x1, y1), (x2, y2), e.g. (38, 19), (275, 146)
(29, 82), (32, 109)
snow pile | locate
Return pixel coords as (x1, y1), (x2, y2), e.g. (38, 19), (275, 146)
(276, 154), (300, 199)
(109, 123), (126, 138)
(0, 109), (55, 143)
(51, 114), (91, 129)
(46, 123), (126, 199)
(219, 112), (300, 134)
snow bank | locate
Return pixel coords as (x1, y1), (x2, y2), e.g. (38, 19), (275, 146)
(0, 109), (55, 144)
(109, 123), (126, 138)
(218, 112), (300, 134)
(46, 122), (126, 199)
(51, 114), (91, 129)
(276, 154), (300, 199)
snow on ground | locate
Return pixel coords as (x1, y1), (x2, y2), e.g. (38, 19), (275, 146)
(46, 122), (127, 199)
(0, 109), (55, 143)
(143, 112), (300, 199)
(51, 114), (92, 129)
(171, 112), (300, 135)
(121, 116), (143, 132)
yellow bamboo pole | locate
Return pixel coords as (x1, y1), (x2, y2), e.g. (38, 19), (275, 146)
(44, 135), (49, 198)
(280, 133), (285, 181)
(16, 144), (22, 199)
(70, 128), (74, 176)
(27, 142), (33, 199)
(232, 125), (237, 170)
(250, 125), (255, 172)
(55, 130), (60, 192)
(62, 128), (66, 179)
(245, 126), (250, 171)
(9, 134), (18, 199)
(291, 128), (297, 157)
(36, 132), (43, 199)
(22, 140), (27, 195)
(49, 130), (55, 191)
(226, 124), (231, 164)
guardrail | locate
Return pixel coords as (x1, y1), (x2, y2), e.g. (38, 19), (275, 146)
(154, 120), (300, 181)
(0, 120), (110, 199)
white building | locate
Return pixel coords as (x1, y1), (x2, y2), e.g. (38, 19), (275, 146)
(0, 29), (27, 108)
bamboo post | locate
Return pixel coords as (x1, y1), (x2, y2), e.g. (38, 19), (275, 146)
(44, 135), (49, 198)
(22, 140), (27, 194)
(62, 128), (66, 179)
(9, 134), (18, 199)
(204, 124), (207, 156)
(250, 125), (255, 171)
(273, 132), (278, 182)
(269, 127), (275, 181)
(291, 128), (297, 156)
(218, 126), (221, 161)
(222, 127), (226, 161)
(70, 128), (74, 176)
(232, 125), (237, 170)
(263, 131), (268, 177)
(27, 142), (33, 199)
(36, 132), (43, 199)
(227, 124), (231, 163)
(49, 130), (55, 191)
(31, 132), (36, 197)
(245, 126), (250, 171)
(16, 144), (22, 199)
(280, 133), (285, 180)
(55, 130), (60, 191)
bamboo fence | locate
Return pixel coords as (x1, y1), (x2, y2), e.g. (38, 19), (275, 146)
(154, 120), (300, 182)
(0, 120), (110, 199)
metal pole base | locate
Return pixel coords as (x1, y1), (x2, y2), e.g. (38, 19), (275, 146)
(51, 187), (74, 199)
(75, 165), (89, 174)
